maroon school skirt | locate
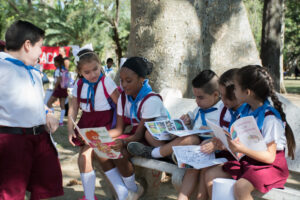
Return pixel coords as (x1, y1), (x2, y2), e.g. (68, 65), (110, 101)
(73, 110), (113, 146)
(222, 150), (289, 193)
(52, 85), (68, 98)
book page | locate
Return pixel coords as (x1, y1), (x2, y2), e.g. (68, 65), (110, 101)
(168, 129), (212, 137)
(206, 120), (240, 160)
(172, 145), (228, 169)
(71, 118), (122, 159)
(230, 116), (267, 151)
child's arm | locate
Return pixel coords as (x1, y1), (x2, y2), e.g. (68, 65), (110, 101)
(180, 114), (191, 125)
(108, 115), (125, 138)
(67, 97), (79, 146)
(110, 88), (120, 104)
(228, 138), (277, 164)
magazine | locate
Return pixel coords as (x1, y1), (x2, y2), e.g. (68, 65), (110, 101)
(145, 119), (212, 141)
(172, 145), (228, 169)
(71, 118), (122, 159)
(207, 116), (267, 160)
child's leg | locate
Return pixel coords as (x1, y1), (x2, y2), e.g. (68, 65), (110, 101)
(178, 169), (199, 200)
(145, 130), (166, 147)
(196, 168), (209, 200)
(204, 164), (231, 199)
(78, 145), (96, 200)
(58, 98), (66, 124)
(47, 96), (57, 108)
(234, 178), (255, 200)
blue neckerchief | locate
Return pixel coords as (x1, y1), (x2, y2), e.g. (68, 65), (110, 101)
(82, 73), (103, 109)
(5, 57), (40, 85)
(245, 100), (283, 130)
(194, 107), (218, 126)
(228, 103), (248, 131)
(127, 79), (152, 124)
(105, 66), (113, 73)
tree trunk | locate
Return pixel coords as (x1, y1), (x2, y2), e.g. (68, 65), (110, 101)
(261, 0), (285, 92)
(128, 0), (260, 97)
(112, 0), (122, 68)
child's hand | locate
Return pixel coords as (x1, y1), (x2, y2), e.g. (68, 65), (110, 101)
(180, 114), (191, 125)
(200, 139), (215, 154)
(212, 137), (225, 151)
(68, 129), (77, 146)
(227, 137), (246, 153)
(110, 139), (124, 152)
(46, 112), (59, 133)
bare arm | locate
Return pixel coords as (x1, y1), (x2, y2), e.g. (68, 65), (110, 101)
(110, 88), (120, 104)
(67, 97), (79, 146)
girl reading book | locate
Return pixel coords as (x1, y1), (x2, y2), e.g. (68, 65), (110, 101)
(67, 45), (119, 200)
(204, 65), (296, 200)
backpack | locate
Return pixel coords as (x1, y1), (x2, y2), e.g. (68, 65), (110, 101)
(60, 69), (70, 89)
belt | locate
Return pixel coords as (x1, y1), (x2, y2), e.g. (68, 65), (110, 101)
(0, 125), (46, 135)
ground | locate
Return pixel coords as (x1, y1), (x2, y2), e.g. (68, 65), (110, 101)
(27, 78), (300, 200)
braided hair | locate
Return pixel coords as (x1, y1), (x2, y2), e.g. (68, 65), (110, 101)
(236, 65), (295, 159)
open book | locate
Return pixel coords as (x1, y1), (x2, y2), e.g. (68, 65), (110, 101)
(71, 118), (122, 159)
(145, 119), (212, 141)
(172, 145), (227, 169)
(207, 116), (267, 160)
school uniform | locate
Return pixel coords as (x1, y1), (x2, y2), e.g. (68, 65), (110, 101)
(222, 106), (289, 193)
(0, 52), (63, 199)
(52, 67), (68, 98)
(188, 100), (223, 131)
(72, 75), (117, 146)
(117, 91), (168, 136)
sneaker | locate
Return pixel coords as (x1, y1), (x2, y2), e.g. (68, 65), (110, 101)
(127, 142), (154, 158)
(126, 183), (144, 200)
(79, 195), (98, 200)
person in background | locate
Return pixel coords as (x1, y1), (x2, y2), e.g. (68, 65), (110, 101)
(104, 58), (116, 80)
(59, 46), (70, 70)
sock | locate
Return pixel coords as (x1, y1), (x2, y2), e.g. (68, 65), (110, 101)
(122, 174), (138, 192)
(80, 170), (96, 200)
(105, 168), (128, 200)
(151, 147), (163, 158)
(59, 109), (66, 123)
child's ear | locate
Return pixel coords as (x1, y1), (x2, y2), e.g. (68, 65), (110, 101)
(246, 89), (251, 96)
(23, 40), (31, 53)
(213, 90), (220, 99)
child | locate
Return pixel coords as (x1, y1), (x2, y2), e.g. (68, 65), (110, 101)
(127, 70), (223, 200)
(0, 20), (63, 199)
(107, 56), (169, 199)
(47, 55), (68, 126)
(67, 47), (120, 200)
(204, 65), (296, 200)
(104, 58), (115, 79)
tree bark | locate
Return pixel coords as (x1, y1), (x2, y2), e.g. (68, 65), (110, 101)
(112, 0), (122, 68)
(261, 0), (285, 92)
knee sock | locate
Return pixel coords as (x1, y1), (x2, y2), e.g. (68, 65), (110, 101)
(122, 174), (138, 192)
(59, 109), (66, 123)
(80, 170), (96, 200)
(105, 168), (128, 200)
(151, 147), (163, 158)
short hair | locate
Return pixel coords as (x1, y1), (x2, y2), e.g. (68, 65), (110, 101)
(106, 58), (113, 63)
(5, 20), (45, 51)
(192, 69), (219, 94)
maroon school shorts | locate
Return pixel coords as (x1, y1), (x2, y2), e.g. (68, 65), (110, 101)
(52, 85), (68, 98)
(0, 131), (63, 200)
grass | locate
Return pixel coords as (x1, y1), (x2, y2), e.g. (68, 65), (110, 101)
(284, 77), (300, 94)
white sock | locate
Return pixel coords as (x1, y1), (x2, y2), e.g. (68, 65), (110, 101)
(151, 147), (163, 158)
(59, 109), (66, 123)
(105, 168), (128, 200)
(80, 170), (96, 200)
(122, 174), (138, 192)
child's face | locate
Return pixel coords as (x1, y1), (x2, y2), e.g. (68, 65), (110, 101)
(107, 61), (113, 68)
(79, 60), (102, 83)
(120, 67), (144, 97)
(219, 85), (238, 110)
(27, 38), (43, 66)
(192, 87), (219, 109)
(233, 78), (248, 105)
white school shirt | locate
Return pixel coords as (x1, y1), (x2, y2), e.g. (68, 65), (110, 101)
(188, 100), (224, 130)
(117, 92), (168, 123)
(54, 68), (62, 84)
(250, 110), (287, 150)
(72, 76), (117, 112)
(0, 52), (46, 127)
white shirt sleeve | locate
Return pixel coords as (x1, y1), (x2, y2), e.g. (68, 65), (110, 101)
(117, 95), (123, 116)
(104, 76), (118, 95)
(140, 96), (166, 119)
(54, 69), (60, 78)
(72, 79), (79, 97)
(262, 115), (286, 150)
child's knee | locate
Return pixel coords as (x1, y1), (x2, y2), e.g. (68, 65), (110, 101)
(234, 179), (252, 198)
(182, 135), (200, 145)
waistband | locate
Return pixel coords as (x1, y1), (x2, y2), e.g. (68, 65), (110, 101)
(0, 125), (46, 135)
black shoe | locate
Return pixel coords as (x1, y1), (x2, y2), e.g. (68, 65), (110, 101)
(127, 142), (154, 158)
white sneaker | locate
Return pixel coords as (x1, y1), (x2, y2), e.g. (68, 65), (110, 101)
(126, 183), (144, 200)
